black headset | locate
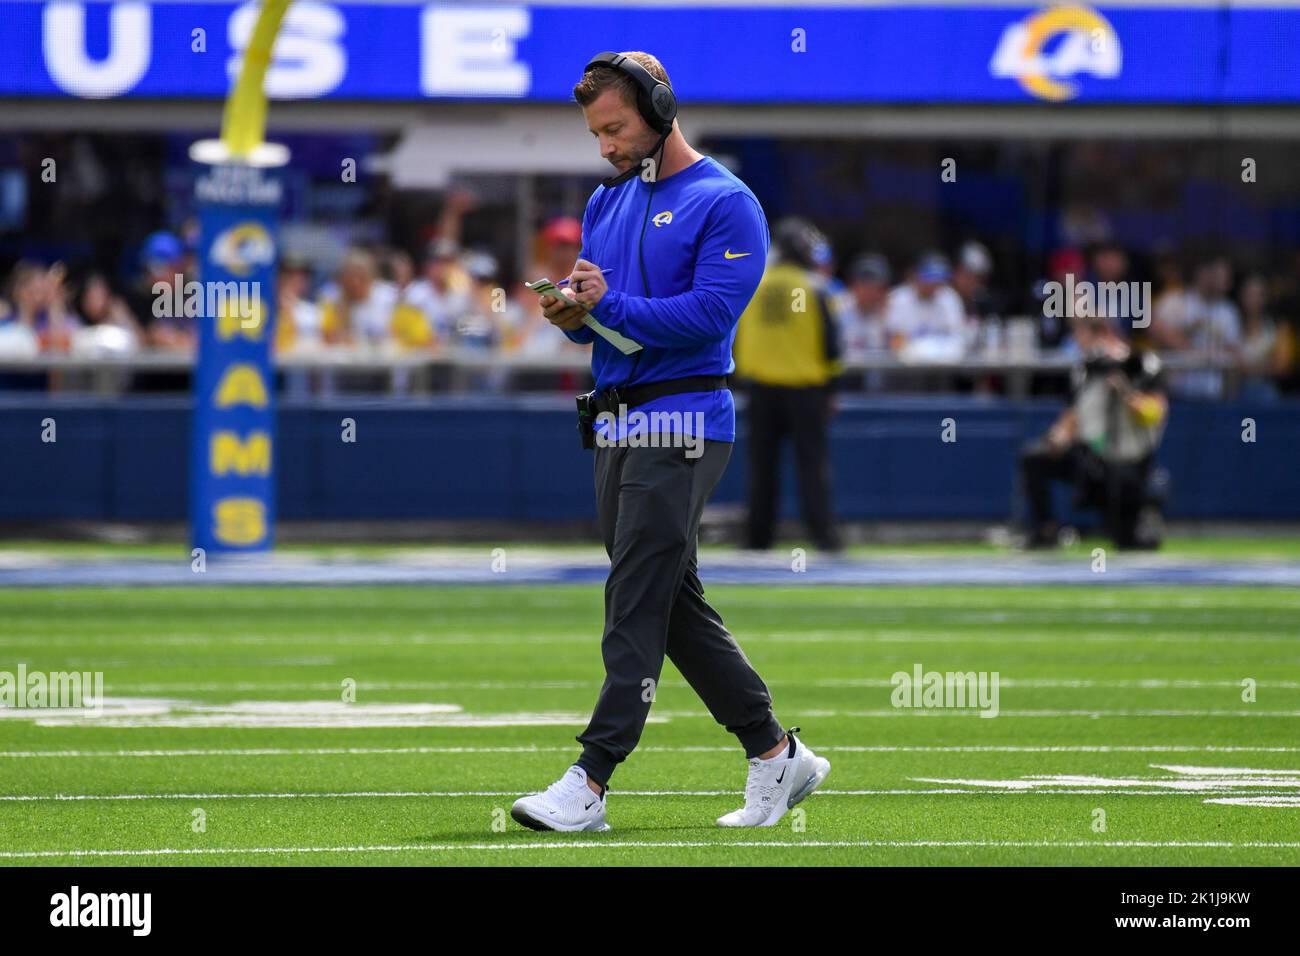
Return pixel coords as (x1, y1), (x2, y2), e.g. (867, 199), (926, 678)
(579, 53), (678, 390)
(583, 52), (677, 137)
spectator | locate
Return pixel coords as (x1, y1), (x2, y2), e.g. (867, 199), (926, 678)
(320, 248), (431, 350)
(73, 273), (138, 336)
(454, 249), (512, 350)
(274, 258), (324, 352)
(0, 261), (67, 389)
(67, 272), (141, 366)
(885, 251), (967, 359)
(1237, 273), (1286, 403)
(1038, 248), (1087, 351)
(5, 260), (75, 352)
(1088, 240), (1137, 338)
(511, 215), (592, 362)
(1272, 251), (1300, 396)
(458, 250), (524, 391)
(1150, 249), (1190, 352)
(125, 231), (193, 351)
(812, 233), (849, 316)
(1157, 256), (1242, 400)
(519, 216), (584, 323)
(406, 238), (472, 342)
(838, 253), (891, 360)
(383, 249), (418, 301)
(528, 216), (583, 284)
(952, 240), (1000, 323)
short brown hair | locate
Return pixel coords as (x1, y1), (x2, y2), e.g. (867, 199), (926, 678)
(572, 51), (671, 110)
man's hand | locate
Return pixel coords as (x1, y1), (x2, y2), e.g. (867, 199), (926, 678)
(568, 258), (608, 308)
(540, 289), (587, 332)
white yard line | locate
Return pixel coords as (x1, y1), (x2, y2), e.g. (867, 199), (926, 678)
(3, 632), (1297, 647)
(80, 678), (1300, 691)
(4, 744), (1300, 758)
(2, 839), (1299, 860)
(0, 788), (1290, 801)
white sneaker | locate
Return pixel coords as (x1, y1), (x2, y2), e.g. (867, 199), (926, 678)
(511, 765), (611, 832)
(716, 727), (830, 827)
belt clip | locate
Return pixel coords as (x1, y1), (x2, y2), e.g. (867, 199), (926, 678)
(604, 386), (623, 412)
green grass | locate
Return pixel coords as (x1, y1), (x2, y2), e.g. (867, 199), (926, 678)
(1, 584), (1298, 866)
(5, 534), (1300, 561)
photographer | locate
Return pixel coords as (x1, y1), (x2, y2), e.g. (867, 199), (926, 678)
(1019, 313), (1169, 549)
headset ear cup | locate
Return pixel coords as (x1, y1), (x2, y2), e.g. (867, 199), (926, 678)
(650, 84), (676, 132)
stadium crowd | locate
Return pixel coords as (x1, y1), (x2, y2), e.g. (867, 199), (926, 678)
(3, 204), (1299, 400)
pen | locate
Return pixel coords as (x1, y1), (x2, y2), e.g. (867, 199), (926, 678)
(556, 268), (614, 288)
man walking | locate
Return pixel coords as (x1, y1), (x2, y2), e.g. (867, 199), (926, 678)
(510, 51), (830, 833)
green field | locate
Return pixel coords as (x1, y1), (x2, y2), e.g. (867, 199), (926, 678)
(1, 583), (1299, 866)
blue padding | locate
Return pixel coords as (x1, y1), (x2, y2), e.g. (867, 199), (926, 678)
(0, 395), (1295, 522)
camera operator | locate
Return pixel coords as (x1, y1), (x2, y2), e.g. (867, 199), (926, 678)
(1019, 313), (1169, 549)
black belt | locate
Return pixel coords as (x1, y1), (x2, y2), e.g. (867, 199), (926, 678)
(591, 375), (729, 415)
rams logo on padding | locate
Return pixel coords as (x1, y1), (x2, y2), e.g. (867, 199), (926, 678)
(210, 222), (276, 278)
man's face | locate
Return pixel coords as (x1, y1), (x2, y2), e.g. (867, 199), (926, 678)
(914, 276), (941, 299)
(851, 278), (885, 311)
(1093, 248), (1127, 282)
(952, 267), (983, 299)
(425, 257), (453, 287)
(339, 265), (371, 301)
(583, 89), (658, 176)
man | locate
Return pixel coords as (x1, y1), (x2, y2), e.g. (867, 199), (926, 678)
(951, 240), (1000, 324)
(1018, 313), (1169, 549)
(839, 253), (891, 393)
(839, 254), (890, 357)
(733, 216), (844, 554)
(405, 238), (472, 343)
(510, 51), (830, 833)
(884, 251), (968, 359)
(1088, 240), (1135, 340)
(1152, 255), (1242, 400)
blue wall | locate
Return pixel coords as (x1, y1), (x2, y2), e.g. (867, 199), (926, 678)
(0, 395), (1294, 522)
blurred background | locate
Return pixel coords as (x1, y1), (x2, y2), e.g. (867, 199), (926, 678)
(2, 0), (1299, 545)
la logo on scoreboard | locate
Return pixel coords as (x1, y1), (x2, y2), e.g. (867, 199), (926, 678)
(989, 4), (1122, 102)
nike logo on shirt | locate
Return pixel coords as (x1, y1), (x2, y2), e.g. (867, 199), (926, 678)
(724, 250), (752, 259)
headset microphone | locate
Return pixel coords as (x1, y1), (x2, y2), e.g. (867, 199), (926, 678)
(600, 129), (669, 189)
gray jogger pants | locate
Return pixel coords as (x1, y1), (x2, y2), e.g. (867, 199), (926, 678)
(575, 437), (785, 787)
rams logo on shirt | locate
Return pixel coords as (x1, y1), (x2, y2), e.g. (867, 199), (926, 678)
(989, 4), (1121, 102)
(210, 223), (276, 277)
(652, 211), (673, 228)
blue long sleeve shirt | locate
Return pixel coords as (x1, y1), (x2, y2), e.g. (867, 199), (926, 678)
(562, 156), (769, 443)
